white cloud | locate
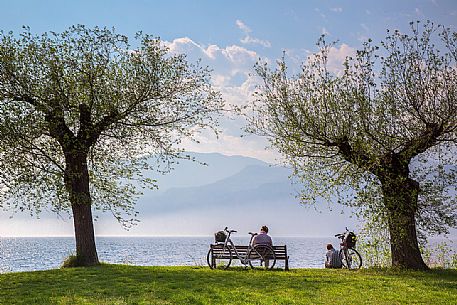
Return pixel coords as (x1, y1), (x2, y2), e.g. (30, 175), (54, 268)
(164, 37), (200, 54)
(212, 74), (230, 87)
(241, 36), (272, 48)
(164, 37), (258, 70)
(222, 45), (257, 64)
(314, 8), (327, 19)
(163, 36), (262, 104)
(326, 44), (356, 73)
(161, 36), (356, 163)
(322, 27), (330, 35)
(330, 7), (343, 13)
(162, 36), (276, 162)
(415, 7), (424, 16)
(235, 19), (251, 33)
(236, 19), (272, 48)
(278, 48), (317, 76)
(204, 44), (220, 59)
(307, 43), (356, 74)
(163, 38), (259, 92)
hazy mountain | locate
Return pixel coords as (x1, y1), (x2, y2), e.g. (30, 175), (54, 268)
(150, 152), (267, 191)
(139, 164), (295, 214)
(0, 152), (358, 237)
(123, 153), (358, 237)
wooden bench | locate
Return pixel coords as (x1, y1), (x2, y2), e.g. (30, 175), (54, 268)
(209, 244), (289, 270)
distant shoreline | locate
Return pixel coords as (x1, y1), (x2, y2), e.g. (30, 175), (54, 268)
(1, 235), (456, 240)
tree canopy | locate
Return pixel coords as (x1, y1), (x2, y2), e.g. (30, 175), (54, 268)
(0, 25), (223, 265)
(246, 21), (456, 269)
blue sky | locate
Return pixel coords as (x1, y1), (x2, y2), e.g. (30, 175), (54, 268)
(1, 1), (456, 236)
(4, 0), (454, 161)
(2, 0), (457, 50)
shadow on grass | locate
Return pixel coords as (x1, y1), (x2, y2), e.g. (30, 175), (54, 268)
(0, 265), (456, 304)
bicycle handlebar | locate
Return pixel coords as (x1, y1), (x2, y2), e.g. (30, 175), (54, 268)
(248, 232), (258, 236)
(335, 227), (352, 239)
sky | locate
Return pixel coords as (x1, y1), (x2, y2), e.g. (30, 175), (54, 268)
(0, 0), (456, 237)
(1, 0), (457, 162)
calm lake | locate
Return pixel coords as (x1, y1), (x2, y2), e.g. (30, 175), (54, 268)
(0, 236), (332, 272)
(1, 236), (456, 273)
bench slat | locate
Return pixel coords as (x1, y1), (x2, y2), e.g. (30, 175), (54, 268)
(210, 244), (289, 270)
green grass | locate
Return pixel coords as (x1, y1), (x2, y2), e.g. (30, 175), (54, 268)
(0, 265), (456, 304)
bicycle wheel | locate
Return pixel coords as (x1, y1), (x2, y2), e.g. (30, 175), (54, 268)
(207, 246), (232, 270)
(248, 245), (276, 270)
(341, 248), (362, 269)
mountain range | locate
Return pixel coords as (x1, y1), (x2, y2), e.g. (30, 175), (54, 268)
(0, 152), (358, 237)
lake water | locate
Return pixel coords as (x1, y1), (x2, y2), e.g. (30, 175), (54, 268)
(0, 236), (331, 273)
(1, 236), (456, 273)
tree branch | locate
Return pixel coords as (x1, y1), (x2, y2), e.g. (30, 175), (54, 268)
(399, 122), (444, 160)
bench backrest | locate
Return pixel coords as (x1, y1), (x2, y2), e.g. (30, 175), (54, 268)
(210, 244), (288, 259)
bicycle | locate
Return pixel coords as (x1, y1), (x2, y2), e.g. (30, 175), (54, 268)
(335, 227), (362, 269)
(207, 227), (276, 270)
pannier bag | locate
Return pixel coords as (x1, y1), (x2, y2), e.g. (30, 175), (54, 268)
(214, 231), (227, 243)
(345, 232), (357, 248)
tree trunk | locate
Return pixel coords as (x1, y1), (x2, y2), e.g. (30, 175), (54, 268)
(72, 202), (99, 266)
(64, 152), (99, 266)
(381, 176), (428, 270)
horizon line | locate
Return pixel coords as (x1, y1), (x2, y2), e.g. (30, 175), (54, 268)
(0, 234), (337, 238)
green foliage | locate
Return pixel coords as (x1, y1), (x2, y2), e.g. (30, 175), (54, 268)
(251, 20), (456, 221)
(246, 21), (457, 261)
(452, 253), (457, 269)
(426, 241), (457, 270)
(0, 25), (223, 226)
(61, 254), (81, 268)
(0, 265), (456, 304)
(61, 253), (104, 268)
(358, 230), (457, 270)
(356, 218), (392, 268)
(432, 241), (454, 269)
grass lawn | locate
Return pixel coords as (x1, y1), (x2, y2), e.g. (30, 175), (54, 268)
(0, 265), (456, 304)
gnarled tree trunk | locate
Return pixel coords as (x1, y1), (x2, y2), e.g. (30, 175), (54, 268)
(381, 175), (428, 270)
(64, 152), (99, 266)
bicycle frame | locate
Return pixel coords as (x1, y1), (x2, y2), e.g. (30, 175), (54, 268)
(335, 227), (362, 269)
(208, 227), (277, 270)
(335, 227), (351, 251)
(220, 228), (256, 265)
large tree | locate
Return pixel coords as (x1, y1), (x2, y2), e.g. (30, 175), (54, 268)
(246, 21), (456, 270)
(0, 25), (223, 266)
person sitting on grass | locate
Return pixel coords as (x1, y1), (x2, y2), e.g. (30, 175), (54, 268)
(325, 243), (342, 268)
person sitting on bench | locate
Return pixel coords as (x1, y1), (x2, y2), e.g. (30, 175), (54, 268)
(253, 225), (273, 246)
(252, 226), (273, 246)
(252, 225), (273, 268)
